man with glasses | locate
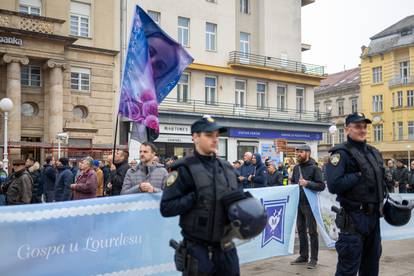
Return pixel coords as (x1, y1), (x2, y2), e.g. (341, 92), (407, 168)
(326, 113), (387, 276)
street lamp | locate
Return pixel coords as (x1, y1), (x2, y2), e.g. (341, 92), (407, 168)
(328, 125), (337, 148)
(56, 132), (69, 159)
(0, 98), (13, 173)
(408, 145), (411, 171)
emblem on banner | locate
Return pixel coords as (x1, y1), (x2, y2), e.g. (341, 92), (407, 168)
(261, 197), (288, 248)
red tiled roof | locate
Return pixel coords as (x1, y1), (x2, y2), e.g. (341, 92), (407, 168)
(315, 67), (360, 92)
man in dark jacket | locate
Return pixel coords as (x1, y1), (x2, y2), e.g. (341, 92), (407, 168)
(407, 161), (414, 193)
(290, 145), (325, 269)
(109, 150), (129, 196)
(54, 157), (74, 202)
(267, 162), (283, 186)
(384, 159), (396, 193)
(248, 153), (268, 188)
(393, 159), (409, 193)
(42, 156), (57, 202)
(25, 158), (42, 203)
(238, 152), (255, 188)
(1, 159), (33, 205)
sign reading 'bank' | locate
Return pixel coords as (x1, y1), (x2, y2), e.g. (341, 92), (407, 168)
(0, 36), (23, 46)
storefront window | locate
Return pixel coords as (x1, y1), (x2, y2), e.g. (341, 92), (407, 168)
(218, 139), (227, 159)
(237, 145), (256, 160)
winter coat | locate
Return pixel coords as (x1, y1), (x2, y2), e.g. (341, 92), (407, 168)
(28, 163), (42, 203)
(239, 161), (255, 188)
(291, 158), (325, 204)
(121, 162), (168, 194)
(4, 169), (33, 205)
(72, 168), (97, 200)
(250, 153), (268, 188)
(54, 166), (74, 202)
(392, 167), (408, 188)
(408, 170), (414, 192)
(70, 166), (79, 183)
(95, 168), (104, 197)
(267, 170), (284, 186)
(102, 165), (110, 185)
(42, 164), (57, 194)
(110, 160), (129, 196)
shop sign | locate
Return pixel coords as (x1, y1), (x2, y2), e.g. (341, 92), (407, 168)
(156, 134), (193, 144)
(0, 36), (23, 46)
(159, 124), (191, 135)
(229, 128), (322, 141)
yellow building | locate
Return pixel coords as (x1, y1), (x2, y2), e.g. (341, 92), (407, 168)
(360, 15), (414, 161)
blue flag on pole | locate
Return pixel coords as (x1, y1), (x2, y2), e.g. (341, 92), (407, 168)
(118, 5), (193, 142)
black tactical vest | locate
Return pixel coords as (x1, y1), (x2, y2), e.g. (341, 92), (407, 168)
(178, 155), (239, 243)
(331, 142), (385, 204)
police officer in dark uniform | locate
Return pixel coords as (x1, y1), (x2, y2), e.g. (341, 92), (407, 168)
(160, 115), (242, 276)
(326, 113), (386, 276)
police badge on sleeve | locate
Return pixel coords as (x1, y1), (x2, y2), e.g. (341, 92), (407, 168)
(166, 171), (178, 187)
(330, 153), (340, 166)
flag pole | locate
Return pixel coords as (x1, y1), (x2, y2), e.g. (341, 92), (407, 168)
(112, 114), (119, 163)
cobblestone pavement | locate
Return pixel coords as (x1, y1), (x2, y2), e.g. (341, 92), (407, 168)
(241, 239), (414, 275)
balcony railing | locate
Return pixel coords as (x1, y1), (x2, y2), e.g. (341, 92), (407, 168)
(159, 98), (330, 123)
(389, 76), (414, 88)
(228, 51), (326, 76)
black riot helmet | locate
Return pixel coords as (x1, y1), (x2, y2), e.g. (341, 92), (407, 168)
(383, 196), (414, 227)
(227, 193), (267, 240)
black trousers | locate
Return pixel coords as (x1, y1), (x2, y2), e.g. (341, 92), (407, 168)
(335, 210), (381, 276)
(184, 241), (240, 276)
(297, 203), (319, 261)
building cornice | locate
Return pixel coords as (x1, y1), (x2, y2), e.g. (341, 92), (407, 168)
(67, 44), (119, 56)
(188, 63), (324, 87)
(0, 27), (77, 44)
(0, 9), (65, 24)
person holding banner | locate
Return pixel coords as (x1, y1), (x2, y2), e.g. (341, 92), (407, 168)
(290, 144), (325, 269)
(160, 115), (242, 276)
(326, 112), (386, 276)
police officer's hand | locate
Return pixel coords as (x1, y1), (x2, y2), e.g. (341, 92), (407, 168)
(299, 178), (308, 187)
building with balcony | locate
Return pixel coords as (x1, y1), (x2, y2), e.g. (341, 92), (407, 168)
(360, 15), (414, 160)
(314, 68), (360, 157)
(121, 0), (328, 162)
(0, 0), (120, 161)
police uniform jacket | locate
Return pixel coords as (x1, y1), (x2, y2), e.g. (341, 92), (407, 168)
(160, 151), (240, 244)
(326, 137), (386, 209)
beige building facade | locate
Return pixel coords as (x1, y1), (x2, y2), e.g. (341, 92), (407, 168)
(0, 0), (120, 162)
(314, 68), (361, 157)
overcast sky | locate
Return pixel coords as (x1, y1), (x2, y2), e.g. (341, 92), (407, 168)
(302, 0), (414, 74)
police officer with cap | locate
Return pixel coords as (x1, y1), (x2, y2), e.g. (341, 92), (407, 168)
(326, 112), (387, 276)
(160, 115), (243, 275)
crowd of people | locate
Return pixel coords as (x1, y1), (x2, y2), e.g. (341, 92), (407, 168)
(1, 143), (413, 207)
(0, 142), (171, 206)
(385, 159), (414, 193)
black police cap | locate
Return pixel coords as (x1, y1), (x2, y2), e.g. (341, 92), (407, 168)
(191, 115), (226, 134)
(345, 112), (372, 126)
